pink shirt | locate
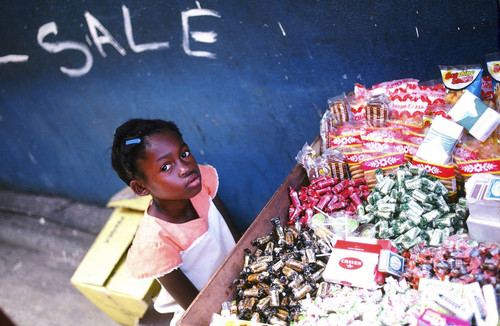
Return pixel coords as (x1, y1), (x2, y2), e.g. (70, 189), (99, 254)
(126, 164), (218, 279)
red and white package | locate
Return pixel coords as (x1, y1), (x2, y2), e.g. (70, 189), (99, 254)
(372, 78), (419, 95)
(323, 238), (398, 289)
(348, 84), (369, 122)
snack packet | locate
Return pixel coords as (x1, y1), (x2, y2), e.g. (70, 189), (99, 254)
(485, 52), (500, 110)
(439, 64), (483, 104)
(327, 93), (351, 125)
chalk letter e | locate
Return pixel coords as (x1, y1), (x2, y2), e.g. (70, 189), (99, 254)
(181, 4), (221, 59)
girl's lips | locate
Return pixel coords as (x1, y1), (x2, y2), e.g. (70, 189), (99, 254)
(186, 172), (201, 188)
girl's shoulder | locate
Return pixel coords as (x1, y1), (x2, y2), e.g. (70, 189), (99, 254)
(198, 164), (218, 198)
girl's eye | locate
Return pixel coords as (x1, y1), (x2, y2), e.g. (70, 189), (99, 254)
(181, 150), (191, 158)
(161, 163), (172, 172)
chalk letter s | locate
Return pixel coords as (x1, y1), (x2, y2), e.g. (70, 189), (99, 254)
(37, 22), (93, 77)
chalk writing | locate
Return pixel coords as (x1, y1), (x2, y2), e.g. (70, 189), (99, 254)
(1, 2), (221, 77)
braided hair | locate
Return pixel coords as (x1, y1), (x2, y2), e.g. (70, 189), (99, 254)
(111, 119), (182, 185)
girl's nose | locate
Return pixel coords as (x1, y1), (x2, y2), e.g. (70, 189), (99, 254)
(179, 164), (190, 177)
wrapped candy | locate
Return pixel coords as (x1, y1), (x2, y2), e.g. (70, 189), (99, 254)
(403, 233), (500, 290)
(357, 163), (469, 251)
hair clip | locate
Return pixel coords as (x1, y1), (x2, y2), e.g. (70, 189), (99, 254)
(125, 138), (141, 146)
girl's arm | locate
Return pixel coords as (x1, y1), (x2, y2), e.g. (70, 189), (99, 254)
(156, 269), (199, 310)
(213, 194), (241, 242)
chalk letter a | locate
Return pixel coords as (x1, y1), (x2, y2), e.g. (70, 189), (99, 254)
(85, 11), (126, 57)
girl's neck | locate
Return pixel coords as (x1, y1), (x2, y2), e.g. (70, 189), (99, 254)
(150, 198), (199, 224)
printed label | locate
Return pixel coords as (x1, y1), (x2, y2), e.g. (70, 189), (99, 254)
(457, 158), (500, 176)
(339, 257), (363, 270)
(412, 158), (455, 179)
(361, 153), (405, 172)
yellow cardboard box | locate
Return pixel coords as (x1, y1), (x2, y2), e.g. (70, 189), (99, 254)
(71, 188), (159, 326)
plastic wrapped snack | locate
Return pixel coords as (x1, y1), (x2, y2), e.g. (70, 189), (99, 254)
(327, 93), (351, 125)
(439, 64), (483, 105)
(486, 52), (500, 111)
(365, 88), (389, 127)
(296, 143), (331, 182)
(323, 147), (349, 181)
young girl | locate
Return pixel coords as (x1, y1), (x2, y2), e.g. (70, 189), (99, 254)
(111, 119), (240, 323)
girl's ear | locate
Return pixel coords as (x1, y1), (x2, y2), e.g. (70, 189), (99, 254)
(130, 180), (150, 196)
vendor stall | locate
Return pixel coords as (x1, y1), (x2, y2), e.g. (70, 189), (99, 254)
(180, 63), (500, 326)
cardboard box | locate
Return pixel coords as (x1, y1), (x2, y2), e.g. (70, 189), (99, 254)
(178, 138), (320, 326)
(71, 192), (160, 326)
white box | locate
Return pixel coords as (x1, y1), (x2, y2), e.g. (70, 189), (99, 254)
(465, 174), (500, 221)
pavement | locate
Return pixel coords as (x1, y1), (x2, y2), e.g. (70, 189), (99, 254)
(0, 188), (173, 326)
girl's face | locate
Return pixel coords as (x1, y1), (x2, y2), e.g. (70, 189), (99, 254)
(136, 130), (201, 201)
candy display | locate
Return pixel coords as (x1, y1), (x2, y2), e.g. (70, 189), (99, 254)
(207, 69), (500, 326)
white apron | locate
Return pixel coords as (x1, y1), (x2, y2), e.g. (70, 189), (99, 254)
(153, 200), (236, 324)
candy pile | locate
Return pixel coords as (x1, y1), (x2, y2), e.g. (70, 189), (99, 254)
(230, 217), (331, 325)
(292, 277), (423, 326)
(403, 233), (500, 289)
(358, 163), (469, 251)
(288, 176), (369, 227)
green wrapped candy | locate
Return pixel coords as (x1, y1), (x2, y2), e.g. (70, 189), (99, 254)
(435, 180), (449, 195)
(422, 209), (442, 222)
(454, 204), (468, 219)
(407, 199), (425, 216)
(358, 212), (374, 224)
(436, 196), (450, 214)
(394, 220), (413, 235)
(396, 169), (407, 183)
(379, 178), (396, 195)
(407, 210), (423, 226)
(403, 226), (421, 239)
(420, 202), (435, 212)
(357, 204), (366, 217)
(434, 216), (452, 228)
(402, 235), (423, 250)
(390, 189), (402, 201)
(404, 177), (422, 190)
(375, 210), (393, 220)
(378, 203), (397, 213)
(409, 164), (428, 176)
(367, 192), (382, 205)
(422, 178), (438, 192)
(428, 229), (443, 246)
(411, 189), (429, 203)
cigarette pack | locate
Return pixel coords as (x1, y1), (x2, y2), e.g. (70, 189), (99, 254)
(323, 238), (397, 289)
(378, 249), (404, 277)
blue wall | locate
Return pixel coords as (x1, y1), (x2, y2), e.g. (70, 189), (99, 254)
(0, 0), (498, 231)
